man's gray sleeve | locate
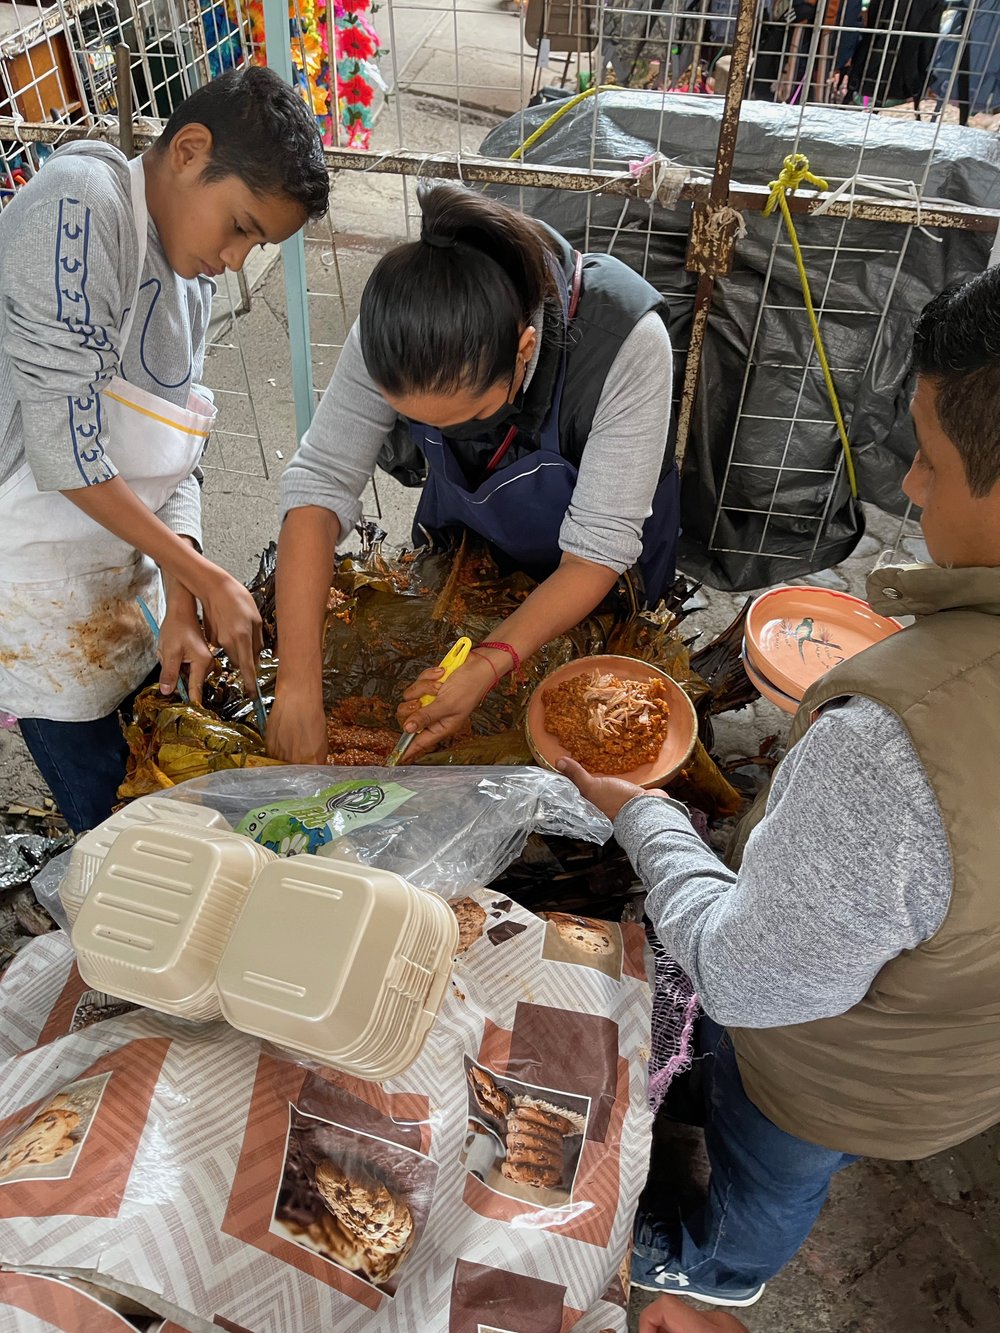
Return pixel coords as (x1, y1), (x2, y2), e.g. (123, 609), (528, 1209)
(613, 695), (953, 1027)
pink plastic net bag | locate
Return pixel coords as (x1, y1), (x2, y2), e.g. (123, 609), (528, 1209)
(648, 943), (700, 1112)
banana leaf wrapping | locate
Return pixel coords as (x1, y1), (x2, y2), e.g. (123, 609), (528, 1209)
(119, 692), (282, 799)
(120, 527), (744, 817)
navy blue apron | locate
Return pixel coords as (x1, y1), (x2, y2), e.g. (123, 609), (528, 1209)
(408, 256), (680, 607)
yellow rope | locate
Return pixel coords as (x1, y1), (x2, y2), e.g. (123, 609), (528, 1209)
(508, 85), (609, 161)
(763, 154), (859, 499)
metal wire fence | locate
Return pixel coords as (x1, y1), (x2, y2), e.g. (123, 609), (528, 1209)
(1, 0), (998, 569)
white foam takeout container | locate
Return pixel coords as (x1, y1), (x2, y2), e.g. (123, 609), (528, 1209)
(216, 855), (459, 1080)
(71, 824), (275, 1021)
(59, 795), (232, 925)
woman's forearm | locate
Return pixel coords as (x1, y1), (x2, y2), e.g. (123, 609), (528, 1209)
(274, 505), (342, 689)
(478, 553), (617, 676)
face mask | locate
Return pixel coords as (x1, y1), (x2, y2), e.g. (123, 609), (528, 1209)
(442, 390), (524, 441)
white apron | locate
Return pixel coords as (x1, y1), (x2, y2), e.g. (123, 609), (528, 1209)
(0, 154), (217, 722)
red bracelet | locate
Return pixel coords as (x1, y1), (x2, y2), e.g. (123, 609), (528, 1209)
(479, 640), (524, 683)
(469, 649), (500, 695)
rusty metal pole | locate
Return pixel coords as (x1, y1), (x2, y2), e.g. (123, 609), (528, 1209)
(673, 0), (758, 466)
(115, 44), (134, 160)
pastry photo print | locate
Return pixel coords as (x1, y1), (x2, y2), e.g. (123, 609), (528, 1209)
(270, 1106), (438, 1298)
(461, 1058), (590, 1209)
(538, 912), (625, 980)
(0, 1072), (110, 1186)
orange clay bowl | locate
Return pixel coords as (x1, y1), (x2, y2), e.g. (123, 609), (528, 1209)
(746, 586), (901, 700)
(740, 644), (800, 716)
(525, 654), (699, 789)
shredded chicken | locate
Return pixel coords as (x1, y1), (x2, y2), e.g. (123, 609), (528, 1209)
(541, 670), (671, 774)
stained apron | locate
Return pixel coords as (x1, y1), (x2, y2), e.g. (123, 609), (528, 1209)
(0, 153), (216, 722)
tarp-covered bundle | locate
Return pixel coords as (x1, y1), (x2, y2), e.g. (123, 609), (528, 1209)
(480, 93), (1000, 589)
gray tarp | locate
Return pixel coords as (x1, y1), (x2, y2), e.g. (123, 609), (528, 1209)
(479, 93), (1000, 590)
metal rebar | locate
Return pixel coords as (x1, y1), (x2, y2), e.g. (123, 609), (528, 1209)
(115, 44), (134, 159)
(674, 0), (759, 464)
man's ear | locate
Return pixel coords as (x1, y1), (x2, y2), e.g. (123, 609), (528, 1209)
(168, 122), (214, 175)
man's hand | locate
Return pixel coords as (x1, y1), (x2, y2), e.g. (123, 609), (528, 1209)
(158, 590), (213, 705)
(266, 679), (329, 764)
(197, 565), (263, 694)
(394, 657), (496, 763)
(639, 1294), (749, 1333)
(556, 755), (668, 821)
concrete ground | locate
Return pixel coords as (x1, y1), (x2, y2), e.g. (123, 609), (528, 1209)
(2, 7), (999, 1330)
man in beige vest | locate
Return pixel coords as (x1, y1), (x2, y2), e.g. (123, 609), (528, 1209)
(559, 267), (1000, 1310)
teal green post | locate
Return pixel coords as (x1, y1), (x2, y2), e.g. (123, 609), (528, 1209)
(261, 0), (316, 440)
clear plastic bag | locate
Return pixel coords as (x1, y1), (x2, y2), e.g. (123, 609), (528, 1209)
(140, 764), (611, 899)
(31, 854), (72, 931)
(33, 765), (611, 929)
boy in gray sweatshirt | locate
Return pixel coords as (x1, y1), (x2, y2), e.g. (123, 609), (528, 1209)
(0, 66), (329, 831)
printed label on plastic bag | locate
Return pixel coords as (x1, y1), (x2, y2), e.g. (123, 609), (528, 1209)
(236, 780), (415, 855)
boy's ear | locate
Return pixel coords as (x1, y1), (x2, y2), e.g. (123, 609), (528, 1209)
(168, 122), (214, 175)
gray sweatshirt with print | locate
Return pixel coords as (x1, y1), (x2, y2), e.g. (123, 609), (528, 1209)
(0, 141), (213, 544)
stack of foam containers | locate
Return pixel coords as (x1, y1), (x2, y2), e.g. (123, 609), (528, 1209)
(69, 815), (458, 1079)
(216, 857), (459, 1079)
(59, 795), (234, 926)
(71, 825), (276, 1020)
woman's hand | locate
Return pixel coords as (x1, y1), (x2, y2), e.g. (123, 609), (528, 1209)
(394, 656), (496, 762)
(266, 678), (329, 765)
(639, 1294), (749, 1333)
(195, 564), (263, 693)
(556, 755), (668, 821)
(157, 589), (214, 705)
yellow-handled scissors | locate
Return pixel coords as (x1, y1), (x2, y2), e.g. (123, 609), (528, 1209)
(385, 637), (472, 766)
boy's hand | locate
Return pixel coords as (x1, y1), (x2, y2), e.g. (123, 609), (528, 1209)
(158, 590), (213, 705)
(639, 1294), (749, 1333)
(394, 657), (496, 763)
(556, 755), (668, 821)
(196, 565), (263, 693)
(266, 679), (329, 764)
(61, 481), (261, 689)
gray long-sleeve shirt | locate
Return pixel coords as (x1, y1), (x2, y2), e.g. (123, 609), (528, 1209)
(281, 309), (673, 573)
(614, 695), (952, 1028)
(0, 141), (214, 545)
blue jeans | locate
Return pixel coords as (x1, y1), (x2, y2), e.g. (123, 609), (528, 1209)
(18, 670), (157, 834)
(642, 1015), (859, 1292)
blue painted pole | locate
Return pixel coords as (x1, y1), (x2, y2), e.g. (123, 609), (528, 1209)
(261, 0), (316, 442)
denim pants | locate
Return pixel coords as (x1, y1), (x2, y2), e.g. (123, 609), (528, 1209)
(19, 670), (157, 834)
(644, 1014), (859, 1292)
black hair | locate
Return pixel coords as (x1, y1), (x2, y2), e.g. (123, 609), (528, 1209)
(912, 268), (1000, 497)
(156, 66), (329, 221)
(358, 183), (560, 398)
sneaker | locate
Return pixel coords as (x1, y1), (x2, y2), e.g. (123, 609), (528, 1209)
(631, 1250), (766, 1307)
(632, 1209), (677, 1260)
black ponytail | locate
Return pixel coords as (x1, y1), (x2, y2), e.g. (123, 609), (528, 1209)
(359, 183), (559, 398)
